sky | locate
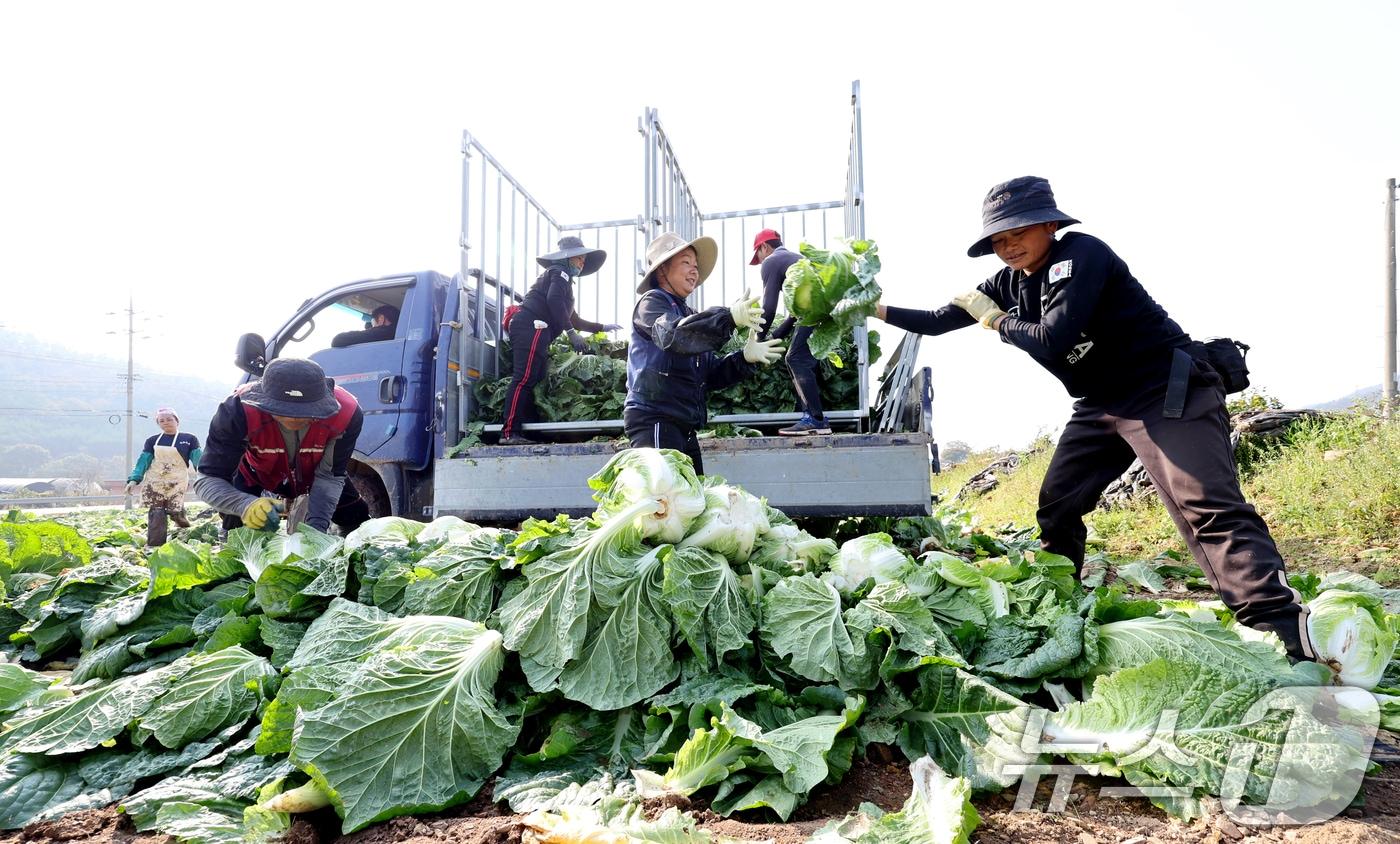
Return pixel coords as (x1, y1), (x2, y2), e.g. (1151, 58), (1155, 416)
(2, 1), (1398, 450)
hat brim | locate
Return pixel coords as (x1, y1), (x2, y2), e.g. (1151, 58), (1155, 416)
(240, 379), (341, 419)
(749, 230), (780, 265)
(536, 246), (608, 275)
(637, 235), (718, 294)
(967, 211), (1080, 257)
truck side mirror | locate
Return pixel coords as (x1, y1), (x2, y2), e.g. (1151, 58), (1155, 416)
(234, 333), (268, 376)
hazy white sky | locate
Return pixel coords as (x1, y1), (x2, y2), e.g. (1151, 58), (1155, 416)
(3, 1), (1397, 449)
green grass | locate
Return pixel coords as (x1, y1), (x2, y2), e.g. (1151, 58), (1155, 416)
(933, 449), (1010, 500)
(934, 445), (1054, 532)
(937, 411), (1400, 584)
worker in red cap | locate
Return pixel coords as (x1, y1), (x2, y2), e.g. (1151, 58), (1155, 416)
(751, 229), (829, 435)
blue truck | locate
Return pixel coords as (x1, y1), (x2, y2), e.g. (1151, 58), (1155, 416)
(232, 83), (938, 522)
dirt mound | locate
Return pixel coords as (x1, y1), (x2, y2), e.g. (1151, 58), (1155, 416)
(6, 758), (1397, 844)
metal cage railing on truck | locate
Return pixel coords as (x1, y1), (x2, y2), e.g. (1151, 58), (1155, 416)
(450, 80), (920, 446)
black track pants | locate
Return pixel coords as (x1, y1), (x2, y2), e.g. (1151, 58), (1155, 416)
(786, 325), (825, 420)
(623, 408), (704, 475)
(503, 318), (553, 439)
(1036, 363), (1314, 659)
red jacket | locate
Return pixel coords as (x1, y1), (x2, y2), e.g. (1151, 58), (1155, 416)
(236, 386), (359, 497)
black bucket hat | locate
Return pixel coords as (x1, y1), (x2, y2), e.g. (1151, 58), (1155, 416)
(536, 236), (607, 276)
(240, 358), (341, 418)
(967, 176), (1080, 257)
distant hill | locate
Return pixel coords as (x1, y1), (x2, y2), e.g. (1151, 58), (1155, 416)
(1312, 384), (1383, 411)
(0, 334), (235, 473)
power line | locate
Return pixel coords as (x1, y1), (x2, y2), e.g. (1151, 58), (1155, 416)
(0, 408), (199, 419)
(0, 348), (232, 383)
(0, 350), (231, 384)
(0, 351), (124, 369)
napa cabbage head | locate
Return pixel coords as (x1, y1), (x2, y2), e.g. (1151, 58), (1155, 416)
(750, 523), (839, 573)
(679, 483), (770, 563)
(588, 448), (706, 544)
(822, 533), (914, 597)
(341, 516), (425, 553)
(1307, 588), (1398, 689)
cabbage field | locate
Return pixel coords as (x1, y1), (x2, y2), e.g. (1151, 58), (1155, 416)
(2, 448), (1399, 844)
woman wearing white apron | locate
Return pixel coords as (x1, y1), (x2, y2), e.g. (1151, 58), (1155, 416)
(126, 407), (202, 546)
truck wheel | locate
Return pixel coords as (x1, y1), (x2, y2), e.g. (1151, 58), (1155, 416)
(147, 508), (168, 547)
(349, 470), (391, 518)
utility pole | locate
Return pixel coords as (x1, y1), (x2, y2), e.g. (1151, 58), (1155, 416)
(108, 298), (142, 509)
(1386, 178), (1397, 419)
(125, 296), (134, 508)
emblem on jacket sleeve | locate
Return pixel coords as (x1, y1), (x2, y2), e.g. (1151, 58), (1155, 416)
(1048, 260), (1073, 284)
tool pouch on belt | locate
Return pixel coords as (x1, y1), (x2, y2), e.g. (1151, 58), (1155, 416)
(1193, 337), (1251, 394)
(1164, 337), (1251, 419)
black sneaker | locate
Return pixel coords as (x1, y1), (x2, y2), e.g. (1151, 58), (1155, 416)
(1253, 616), (1320, 665)
(779, 416), (832, 436)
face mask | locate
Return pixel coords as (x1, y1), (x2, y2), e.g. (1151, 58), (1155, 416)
(567, 262), (583, 278)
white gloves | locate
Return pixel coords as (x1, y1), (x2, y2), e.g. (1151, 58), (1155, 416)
(743, 332), (785, 365)
(729, 290), (766, 331)
(125, 481), (137, 495)
(951, 290), (1006, 328)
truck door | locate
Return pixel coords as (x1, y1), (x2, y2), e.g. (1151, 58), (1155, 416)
(271, 279), (414, 457)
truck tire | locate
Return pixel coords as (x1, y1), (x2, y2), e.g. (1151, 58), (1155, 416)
(349, 469), (391, 519)
(147, 508), (168, 547)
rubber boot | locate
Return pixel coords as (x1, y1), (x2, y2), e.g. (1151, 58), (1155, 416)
(147, 508), (168, 547)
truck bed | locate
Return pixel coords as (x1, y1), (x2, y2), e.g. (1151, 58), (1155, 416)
(432, 433), (934, 521)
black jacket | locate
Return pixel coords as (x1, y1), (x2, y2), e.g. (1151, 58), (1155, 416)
(625, 288), (753, 427)
(883, 233), (1189, 402)
(520, 266), (605, 337)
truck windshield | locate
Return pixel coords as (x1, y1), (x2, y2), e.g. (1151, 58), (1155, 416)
(275, 285), (409, 356)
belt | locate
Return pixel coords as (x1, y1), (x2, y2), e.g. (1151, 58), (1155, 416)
(1162, 347), (1193, 419)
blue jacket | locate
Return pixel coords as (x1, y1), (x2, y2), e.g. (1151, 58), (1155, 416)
(625, 288), (753, 427)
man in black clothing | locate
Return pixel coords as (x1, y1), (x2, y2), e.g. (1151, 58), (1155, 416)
(500, 236), (622, 445)
(750, 228), (830, 436)
(331, 304), (399, 348)
(875, 176), (1316, 663)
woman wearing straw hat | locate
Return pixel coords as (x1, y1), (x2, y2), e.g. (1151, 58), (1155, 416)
(125, 406), (201, 546)
(874, 175), (1315, 665)
(499, 236), (622, 445)
(624, 232), (785, 473)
